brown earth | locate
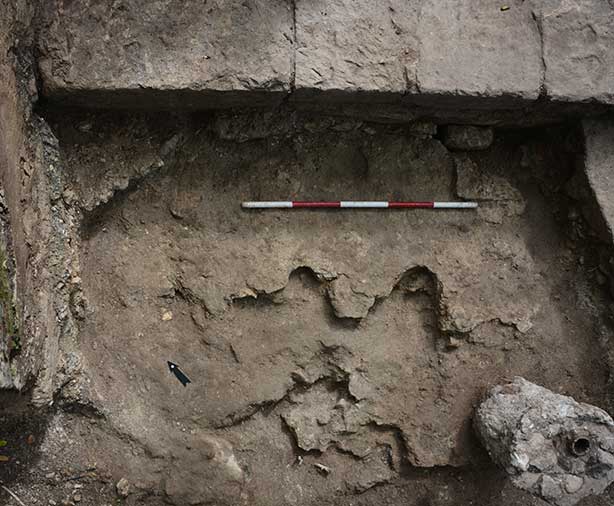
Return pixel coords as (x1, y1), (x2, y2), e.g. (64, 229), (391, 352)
(2, 109), (612, 506)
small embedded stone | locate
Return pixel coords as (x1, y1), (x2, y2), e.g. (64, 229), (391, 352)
(116, 477), (130, 498)
(442, 125), (494, 151)
(564, 475), (584, 494)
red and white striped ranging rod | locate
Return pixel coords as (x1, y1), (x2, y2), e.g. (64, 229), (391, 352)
(242, 201), (478, 209)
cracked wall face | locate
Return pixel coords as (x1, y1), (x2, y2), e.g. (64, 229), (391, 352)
(34, 109), (614, 505)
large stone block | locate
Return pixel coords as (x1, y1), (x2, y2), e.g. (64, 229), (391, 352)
(539, 0), (614, 104)
(295, 0), (543, 105)
(295, 0), (421, 95)
(582, 118), (614, 242)
(36, 0), (614, 115)
(38, 0), (294, 108)
(416, 0), (542, 102)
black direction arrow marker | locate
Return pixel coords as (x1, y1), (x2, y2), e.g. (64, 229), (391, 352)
(168, 361), (191, 387)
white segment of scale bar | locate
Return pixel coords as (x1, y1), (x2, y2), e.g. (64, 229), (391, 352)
(433, 202), (478, 209)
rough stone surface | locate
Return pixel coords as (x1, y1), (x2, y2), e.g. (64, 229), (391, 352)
(38, 0), (294, 107)
(295, 0), (421, 94)
(0, 1), (28, 391)
(416, 0), (542, 101)
(454, 154), (526, 224)
(36, 0), (614, 115)
(538, 0), (614, 104)
(442, 125), (494, 151)
(582, 118), (614, 243)
(475, 377), (614, 506)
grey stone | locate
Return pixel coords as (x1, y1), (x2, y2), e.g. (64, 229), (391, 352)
(116, 478), (130, 498)
(537, 0), (614, 104)
(474, 377), (614, 506)
(295, 0), (421, 94)
(38, 0), (294, 107)
(442, 125), (494, 151)
(34, 0), (614, 117)
(417, 0), (542, 102)
(582, 119), (614, 243)
(327, 276), (375, 319)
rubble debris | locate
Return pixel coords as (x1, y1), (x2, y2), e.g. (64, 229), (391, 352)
(442, 125), (494, 151)
(475, 377), (614, 506)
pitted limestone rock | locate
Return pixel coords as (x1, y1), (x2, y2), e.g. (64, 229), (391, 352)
(475, 377), (614, 506)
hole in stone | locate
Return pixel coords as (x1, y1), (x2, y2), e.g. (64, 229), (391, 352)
(571, 437), (591, 456)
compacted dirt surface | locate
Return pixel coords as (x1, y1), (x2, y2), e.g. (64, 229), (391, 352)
(2, 109), (614, 505)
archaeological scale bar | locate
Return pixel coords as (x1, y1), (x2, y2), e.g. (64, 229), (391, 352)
(242, 201), (479, 209)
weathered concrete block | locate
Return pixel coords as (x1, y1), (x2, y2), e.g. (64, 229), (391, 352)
(475, 377), (614, 506)
(38, 0), (294, 108)
(295, 0), (421, 95)
(582, 118), (614, 243)
(539, 0), (614, 104)
(417, 0), (542, 102)
(442, 125), (493, 151)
